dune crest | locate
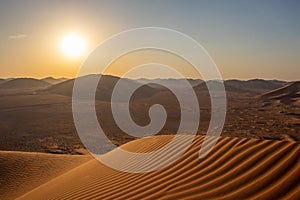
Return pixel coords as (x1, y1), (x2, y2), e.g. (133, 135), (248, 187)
(261, 81), (300, 104)
(18, 135), (300, 200)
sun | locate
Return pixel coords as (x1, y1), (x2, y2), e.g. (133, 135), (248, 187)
(61, 34), (86, 58)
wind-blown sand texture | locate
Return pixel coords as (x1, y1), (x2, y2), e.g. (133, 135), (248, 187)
(18, 135), (300, 200)
(0, 151), (91, 200)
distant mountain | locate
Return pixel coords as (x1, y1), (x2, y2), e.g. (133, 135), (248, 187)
(137, 78), (203, 89)
(0, 78), (51, 90)
(261, 81), (300, 104)
(0, 79), (6, 85)
(137, 78), (287, 94)
(193, 80), (249, 94)
(45, 79), (74, 96)
(41, 77), (68, 85)
(44, 74), (159, 102)
(225, 79), (287, 94)
(0, 76), (291, 98)
(193, 79), (287, 94)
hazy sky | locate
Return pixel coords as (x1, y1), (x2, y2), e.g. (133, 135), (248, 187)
(0, 0), (299, 80)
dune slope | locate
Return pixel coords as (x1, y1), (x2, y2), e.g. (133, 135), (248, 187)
(261, 81), (300, 104)
(18, 135), (300, 200)
(0, 151), (91, 200)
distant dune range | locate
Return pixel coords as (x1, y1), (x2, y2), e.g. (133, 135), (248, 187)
(16, 135), (300, 200)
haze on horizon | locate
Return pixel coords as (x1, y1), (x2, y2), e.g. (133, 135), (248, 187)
(0, 0), (299, 81)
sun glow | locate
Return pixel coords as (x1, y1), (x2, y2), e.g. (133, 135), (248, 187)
(61, 34), (86, 58)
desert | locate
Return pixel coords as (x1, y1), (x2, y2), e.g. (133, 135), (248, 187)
(1, 1), (299, 199)
(0, 76), (299, 199)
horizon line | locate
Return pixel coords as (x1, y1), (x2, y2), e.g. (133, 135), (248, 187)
(0, 74), (299, 82)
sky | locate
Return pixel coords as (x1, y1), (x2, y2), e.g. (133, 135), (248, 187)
(0, 0), (299, 80)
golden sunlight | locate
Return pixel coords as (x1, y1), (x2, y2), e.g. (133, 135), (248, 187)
(61, 34), (86, 58)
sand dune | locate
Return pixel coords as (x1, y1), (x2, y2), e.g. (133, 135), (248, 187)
(0, 151), (91, 200)
(18, 135), (300, 200)
(261, 81), (300, 104)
